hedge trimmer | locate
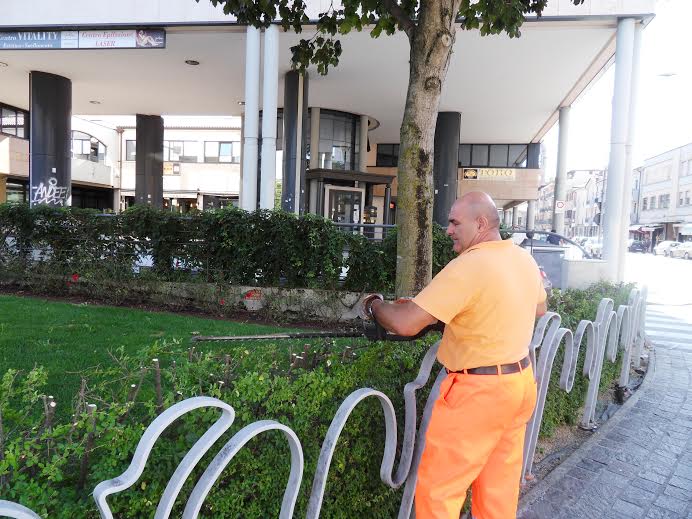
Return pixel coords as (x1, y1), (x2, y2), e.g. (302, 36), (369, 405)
(191, 320), (444, 343)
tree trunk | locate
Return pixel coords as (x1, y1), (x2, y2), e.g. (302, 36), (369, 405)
(395, 0), (462, 297)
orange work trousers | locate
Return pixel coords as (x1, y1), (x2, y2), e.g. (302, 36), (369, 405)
(415, 363), (537, 519)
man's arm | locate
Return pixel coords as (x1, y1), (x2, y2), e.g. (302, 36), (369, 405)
(536, 300), (547, 318)
(371, 300), (438, 337)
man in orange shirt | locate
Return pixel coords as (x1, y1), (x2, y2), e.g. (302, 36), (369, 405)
(362, 191), (547, 519)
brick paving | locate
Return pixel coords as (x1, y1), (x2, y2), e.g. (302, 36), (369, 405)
(518, 305), (692, 519)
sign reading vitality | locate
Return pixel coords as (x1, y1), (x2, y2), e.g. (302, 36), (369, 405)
(0, 29), (165, 49)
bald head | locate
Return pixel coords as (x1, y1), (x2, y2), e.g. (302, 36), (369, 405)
(454, 192), (500, 229)
(446, 192), (502, 254)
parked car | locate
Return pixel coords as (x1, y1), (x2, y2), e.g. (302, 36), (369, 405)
(584, 237), (603, 258)
(654, 240), (681, 256)
(628, 240), (648, 253)
(669, 241), (692, 259)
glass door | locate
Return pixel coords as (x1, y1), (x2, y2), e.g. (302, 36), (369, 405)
(324, 186), (365, 230)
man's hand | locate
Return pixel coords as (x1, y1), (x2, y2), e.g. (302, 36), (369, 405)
(359, 293), (384, 320)
(371, 299), (438, 337)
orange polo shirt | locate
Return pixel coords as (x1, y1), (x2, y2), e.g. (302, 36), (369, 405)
(413, 239), (546, 371)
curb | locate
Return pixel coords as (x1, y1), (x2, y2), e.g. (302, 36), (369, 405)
(517, 345), (657, 516)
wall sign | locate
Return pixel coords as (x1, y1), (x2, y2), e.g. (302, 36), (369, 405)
(461, 168), (517, 181)
(0, 29), (165, 50)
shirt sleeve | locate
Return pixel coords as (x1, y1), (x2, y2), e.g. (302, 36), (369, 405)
(413, 258), (476, 324)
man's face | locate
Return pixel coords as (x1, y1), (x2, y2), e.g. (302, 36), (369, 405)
(446, 203), (478, 254)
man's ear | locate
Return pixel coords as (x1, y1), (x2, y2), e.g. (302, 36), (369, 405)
(477, 215), (488, 231)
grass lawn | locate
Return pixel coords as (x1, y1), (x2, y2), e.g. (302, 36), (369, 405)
(0, 294), (308, 407)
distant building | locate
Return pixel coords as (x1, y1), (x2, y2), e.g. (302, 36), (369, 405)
(631, 143), (692, 243)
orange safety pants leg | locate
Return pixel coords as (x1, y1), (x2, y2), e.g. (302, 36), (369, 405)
(415, 365), (537, 519)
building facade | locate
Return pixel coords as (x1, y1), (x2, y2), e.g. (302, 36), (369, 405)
(632, 143), (692, 243)
(0, 0), (655, 249)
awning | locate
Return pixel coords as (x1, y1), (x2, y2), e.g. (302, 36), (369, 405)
(629, 225), (662, 232)
(679, 224), (692, 236)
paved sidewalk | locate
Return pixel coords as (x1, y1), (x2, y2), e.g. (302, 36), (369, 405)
(519, 305), (692, 519)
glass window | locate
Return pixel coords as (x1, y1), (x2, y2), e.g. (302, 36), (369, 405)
(459, 144), (471, 167)
(685, 191), (690, 205)
(643, 198), (648, 211)
(471, 145), (488, 167)
(508, 145), (528, 167)
(489, 144), (508, 167)
(205, 141), (240, 163)
(125, 140), (136, 161)
(318, 110), (359, 171)
(182, 141), (199, 162)
(71, 131), (106, 163)
(1, 108), (16, 136)
(376, 144), (399, 167)
(0, 104), (28, 139)
(650, 196), (656, 209)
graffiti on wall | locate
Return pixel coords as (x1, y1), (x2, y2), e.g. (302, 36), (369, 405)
(31, 177), (69, 206)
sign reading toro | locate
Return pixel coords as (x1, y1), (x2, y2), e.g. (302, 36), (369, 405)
(462, 168), (517, 181)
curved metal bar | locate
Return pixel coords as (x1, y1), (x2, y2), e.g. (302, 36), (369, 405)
(0, 501), (42, 519)
(560, 319), (594, 392)
(632, 286), (648, 369)
(529, 312), (563, 382)
(397, 367), (447, 519)
(522, 324), (573, 479)
(306, 340), (442, 519)
(580, 306), (617, 428)
(93, 396), (235, 519)
(305, 388), (397, 518)
(182, 420), (303, 519)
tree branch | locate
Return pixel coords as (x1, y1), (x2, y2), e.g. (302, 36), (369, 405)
(381, 0), (416, 36)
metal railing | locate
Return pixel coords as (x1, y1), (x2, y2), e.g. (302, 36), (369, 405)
(0, 287), (647, 518)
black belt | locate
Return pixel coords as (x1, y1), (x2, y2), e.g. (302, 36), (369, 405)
(446, 355), (530, 375)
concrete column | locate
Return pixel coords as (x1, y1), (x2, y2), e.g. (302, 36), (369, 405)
(526, 200), (536, 230)
(433, 112), (461, 226)
(282, 71), (309, 213)
(527, 143), (540, 169)
(308, 107), (320, 214)
(197, 192), (204, 211)
(552, 106), (570, 234)
(310, 107), (320, 170)
(603, 18), (636, 280)
(504, 210), (512, 227)
(618, 21), (643, 281)
(359, 114), (369, 172)
(0, 175), (7, 203)
(512, 206), (519, 228)
(29, 71), (72, 207)
(241, 26), (260, 211)
(134, 114), (164, 208)
(383, 186), (392, 225)
(260, 25), (279, 210)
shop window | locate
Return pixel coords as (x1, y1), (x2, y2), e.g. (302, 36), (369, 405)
(0, 104), (28, 139)
(6, 181), (27, 203)
(376, 144), (399, 167)
(71, 131), (106, 163)
(126, 140), (136, 161)
(205, 141), (240, 163)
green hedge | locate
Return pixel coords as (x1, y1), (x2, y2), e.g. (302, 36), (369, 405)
(0, 282), (635, 517)
(0, 203), (454, 296)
